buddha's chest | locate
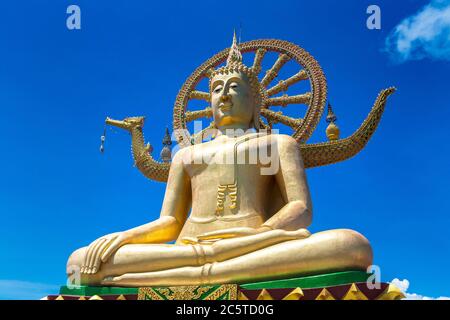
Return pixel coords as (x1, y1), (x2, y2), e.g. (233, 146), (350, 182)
(185, 137), (275, 215)
(184, 136), (276, 181)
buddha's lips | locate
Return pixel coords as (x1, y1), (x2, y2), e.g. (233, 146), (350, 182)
(219, 102), (233, 111)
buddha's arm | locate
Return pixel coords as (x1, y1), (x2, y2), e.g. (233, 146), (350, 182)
(90, 149), (191, 268)
(123, 149), (192, 244)
(118, 148), (192, 244)
(261, 135), (312, 231)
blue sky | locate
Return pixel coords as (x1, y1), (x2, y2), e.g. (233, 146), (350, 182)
(0, 0), (449, 299)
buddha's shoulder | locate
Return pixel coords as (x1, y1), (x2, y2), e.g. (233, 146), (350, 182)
(256, 133), (299, 147)
(170, 145), (193, 163)
(171, 142), (210, 161)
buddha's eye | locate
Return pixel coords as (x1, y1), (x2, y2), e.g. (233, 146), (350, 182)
(213, 85), (222, 94)
(230, 83), (238, 89)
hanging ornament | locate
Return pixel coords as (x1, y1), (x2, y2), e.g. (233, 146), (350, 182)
(99, 126), (106, 153)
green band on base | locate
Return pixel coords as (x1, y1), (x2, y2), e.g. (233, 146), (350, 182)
(239, 271), (372, 290)
(60, 270), (372, 295)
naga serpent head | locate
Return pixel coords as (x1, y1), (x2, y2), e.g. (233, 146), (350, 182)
(105, 116), (145, 131)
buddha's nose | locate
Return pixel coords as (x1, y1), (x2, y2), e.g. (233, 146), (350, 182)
(220, 95), (231, 103)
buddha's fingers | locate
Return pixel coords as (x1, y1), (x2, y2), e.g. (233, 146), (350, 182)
(197, 227), (258, 241)
(88, 239), (108, 274)
(102, 274), (136, 286)
(85, 239), (106, 274)
(180, 237), (200, 245)
(285, 228), (311, 239)
(101, 276), (124, 286)
(100, 236), (122, 263)
(94, 237), (120, 272)
(100, 267), (161, 287)
(81, 239), (102, 274)
(198, 234), (237, 242)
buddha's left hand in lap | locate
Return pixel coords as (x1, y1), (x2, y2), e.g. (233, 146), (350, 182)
(182, 227), (311, 245)
(180, 226), (273, 244)
(198, 226), (272, 241)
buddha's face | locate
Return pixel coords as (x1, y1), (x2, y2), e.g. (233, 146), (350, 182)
(210, 71), (255, 129)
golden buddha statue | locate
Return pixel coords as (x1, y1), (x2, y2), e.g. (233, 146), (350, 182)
(67, 34), (395, 287)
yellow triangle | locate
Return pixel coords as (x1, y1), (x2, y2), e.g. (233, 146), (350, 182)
(238, 292), (249, 300)
(78, 296), (87, 300)
(377, 284), (406, 300)
(55, 295), (65, 300)
(256, 289), (274, 300)
(89, 295), (103, 300)
(116, 294), (127, 300)
(316, 288), (335, 300)
(283, 287), (304, 300)
(342, 283), (368, 300)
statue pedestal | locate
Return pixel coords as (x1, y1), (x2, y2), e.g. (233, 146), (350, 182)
(43, 271), (405, 300)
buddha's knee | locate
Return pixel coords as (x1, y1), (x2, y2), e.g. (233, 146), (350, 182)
(66, 246), (106, 285)
(331, 229), (373, 268)
(66, 246), (87, 275)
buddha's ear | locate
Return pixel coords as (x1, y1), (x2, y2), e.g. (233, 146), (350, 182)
(252, 103), (261, 130)
(252, 117), (260, 130)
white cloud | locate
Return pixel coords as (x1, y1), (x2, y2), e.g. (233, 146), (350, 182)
(385, 0), (450, 62)
(390, 278), (450, 300)
(391, 278), (410, 292)
(0, 279), (59, 300)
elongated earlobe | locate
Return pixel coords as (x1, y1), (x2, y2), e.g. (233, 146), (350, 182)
(252, 102), (261, 130)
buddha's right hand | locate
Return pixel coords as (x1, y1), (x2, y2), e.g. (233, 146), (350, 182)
(81, 232), (130, 274)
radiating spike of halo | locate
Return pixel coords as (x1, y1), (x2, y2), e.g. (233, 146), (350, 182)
(227, 30), (243, 66)
(204, 68), (215, 78)
(252, 48), (267, 75)
(267, 93), (311, 107)
(185, 107), (213, 122)
(260, 109), (303, 128)
(190, 90), (210, 101)
(266, 70), (309, 96)
(261, 53), (290, 87)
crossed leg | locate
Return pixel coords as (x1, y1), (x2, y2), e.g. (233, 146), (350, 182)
(68, 228), (372, 286)
(100, 228), (372, 286)
(67, 228), (312, 285)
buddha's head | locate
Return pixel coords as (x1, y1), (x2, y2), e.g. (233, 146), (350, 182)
(209, 34), (263, 131)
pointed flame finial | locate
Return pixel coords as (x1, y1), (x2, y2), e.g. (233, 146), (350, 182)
(226, 30), (243, 66)
(326, 102), (340, 141)
(160, 127), (172, 163)
(326, 102), (337, 123)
